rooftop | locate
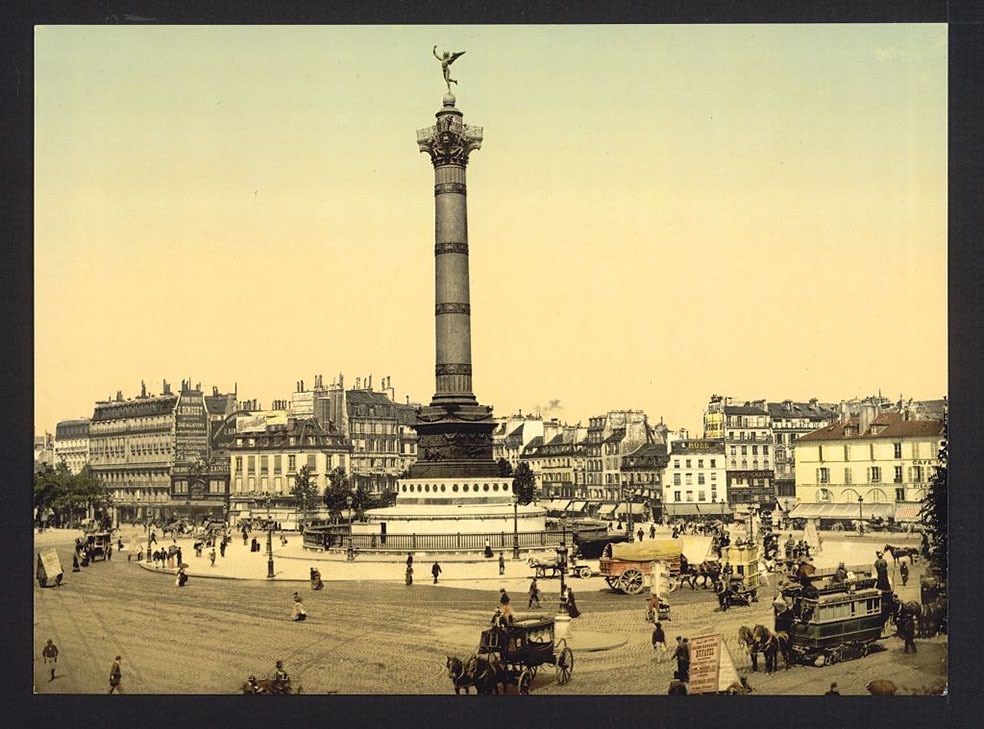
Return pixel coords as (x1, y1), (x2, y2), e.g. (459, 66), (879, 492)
(796, 411), (944, 443)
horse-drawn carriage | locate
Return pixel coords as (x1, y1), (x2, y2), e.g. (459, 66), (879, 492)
(774, 571), (891, 667)
(599, 540), (682, 595)
(527, 553), (592, 580)
(85, 532), (113, 562)
(474, 616), (574, 695)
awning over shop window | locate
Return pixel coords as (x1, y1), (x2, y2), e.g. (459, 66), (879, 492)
(568, 501), (588, 513)
(597, 504), (617, 518)
(789, 503), (895, 520)
(664, 503), (733, 518)
(894, 504), (923, 522)
(615, 503), (648, 516)
(543, 499), (572, 513)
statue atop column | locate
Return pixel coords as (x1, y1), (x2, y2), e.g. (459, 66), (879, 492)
(433, 46), (466, 92)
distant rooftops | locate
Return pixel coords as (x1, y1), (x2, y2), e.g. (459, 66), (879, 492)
(797, 411), (944, 443)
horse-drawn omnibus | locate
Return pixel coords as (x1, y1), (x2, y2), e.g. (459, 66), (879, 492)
(775, 570), (891, 666)
(86, 532), (113, 562)
(477, 616), (573, 695)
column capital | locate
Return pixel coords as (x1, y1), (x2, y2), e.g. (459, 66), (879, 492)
(417, 114), (483, 167)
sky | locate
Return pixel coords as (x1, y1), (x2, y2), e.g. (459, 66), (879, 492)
(35, 24), (947, 435)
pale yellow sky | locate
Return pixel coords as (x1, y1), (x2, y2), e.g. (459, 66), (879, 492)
(35, 25), (947, 435)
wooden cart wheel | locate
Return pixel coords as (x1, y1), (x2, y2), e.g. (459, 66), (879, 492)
(556, 646), (574, 685)
(605, 576), (620, 591)
(518, 668), (533, 695)
(576, 566), (592, 579)
(621, 568), (645, 595)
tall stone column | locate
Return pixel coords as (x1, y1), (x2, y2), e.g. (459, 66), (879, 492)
(412, 92), (497, 478)
(417, 93), (483, 405)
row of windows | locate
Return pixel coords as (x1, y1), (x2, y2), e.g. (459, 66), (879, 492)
(673, 458), (719, 468)
(728, 445), (769, 457)
(400, 482), (510, 494)
(817, 465), (926, 484)
(672, 472), (718, 486)
(815, 487), (909, 503)
(671, 489), (718, 503)
(729, 459), (770, 470)
(818, 442), (925, 462)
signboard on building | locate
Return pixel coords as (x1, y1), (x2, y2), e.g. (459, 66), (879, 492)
(290, 391), (314, 418)
(236, 415), (269, 433)
(175, 393), (209, 464)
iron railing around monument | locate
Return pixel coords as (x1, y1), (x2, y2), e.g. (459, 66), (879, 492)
(302, 526), (609, 552)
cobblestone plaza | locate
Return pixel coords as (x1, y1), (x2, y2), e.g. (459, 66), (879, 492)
(33, 527), (945, 695)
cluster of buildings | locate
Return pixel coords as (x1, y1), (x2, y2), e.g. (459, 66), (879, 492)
(37, 382), (945, 529)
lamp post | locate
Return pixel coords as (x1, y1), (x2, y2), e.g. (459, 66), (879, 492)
(266, 525), (275, 579)
(556, 511), (569, 611)
(345, 495), (354, 561)
(858, 495), (864, 535)
(145, 519), (152, 562)
(512, 496), (520, 561)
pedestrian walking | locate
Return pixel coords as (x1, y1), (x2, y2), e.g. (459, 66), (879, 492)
(637, 527), (644, 542)
(177, 566), (188, 587)
(176, 547), (183, 566)
(106, 544), (113, 561)
(484, 539), (493, 559)
(900, 561), (910, 587)
(651, 622), (667, 664)
(649, 524), (657, 540)
(405, 564), (413, 585)
(72, 554), (80, 573)
(563, 587), (581, 618)
(901, 613), (917, 654)
(209, 547), (216, 567)
(406, 552), (414, 569)
(528, 577), (541, 609)
(672, 637), (690, 682)
(242, 530), (248, 546)
(432, 561), (442, 584)
(220, 540), (226, 558)
(874, 551), (891, 591)
(108, 656), (122, 694)
(41, 639), (59, 682)
(498, 551), (506, 575)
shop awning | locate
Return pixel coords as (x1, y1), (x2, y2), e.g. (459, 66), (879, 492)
(615, 503), (648, 516)
(664, 503), (733, 517)
(894, 504), (923, 522)
(568, 501), (588, 513)
(543, 499), (572, 513)
(597, 504), (617, 517)
(789, 502), (895, 520)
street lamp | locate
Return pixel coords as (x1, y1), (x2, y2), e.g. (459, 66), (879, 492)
(145, 519), (152, 562)
(556, 511), (569, 612)
(266, 525), (275, 579)
(858, 495), (864, 535)
(512, 494), (520, 561)
(345, 495), (355, 561)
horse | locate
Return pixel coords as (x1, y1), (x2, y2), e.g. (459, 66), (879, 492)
(883, 544), (918, 565)
(465, 654), (507, 695)
(527, 555), (561, 578)
(738, 625), (791, 673)
(919, 598), (946, 637)
(680, 560), (721, 590)
(447, 655), (478, 694)
(241, 676), (299, 695)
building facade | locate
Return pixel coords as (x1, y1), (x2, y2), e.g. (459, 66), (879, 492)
(54, 420), (90, 473)
(793, 411), (944, 507)
(620, 442), (669, 520)
(34, 432), (56, 469)
(661, 437), (728, 513)
(519, 426), (587, 500)
(767, 399), (839, 498)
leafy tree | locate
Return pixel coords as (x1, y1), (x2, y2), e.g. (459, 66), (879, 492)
(496, 458), (514, 477)
(33, 463), (60, 522)
(351, 482), (373, 519)
(324, 466), (353, 522)
(920, 414), (947, 582)
(512, 462), (536, 506)
(291, 465), (318, 529)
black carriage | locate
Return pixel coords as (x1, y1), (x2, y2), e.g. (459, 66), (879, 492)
(86, 532), (113, 562)
(775, 572), (891, 666)
(478, 616), (574, 694)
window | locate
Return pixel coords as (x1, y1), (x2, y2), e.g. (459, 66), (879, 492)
(698, 491), (706, 501)
(174, 479), (188, 494)
(674, 460), (680, 469)
(869, 466), (882, 483)
(235, 456), (243, 473)
(685, 459), (692, 468)
(912, 442), (921, 458)
(710, 472), (717, 481)
(674, 491), (681, 502)
(894, 442), (902, 459)
(247, 456), (256, 473)
(763, 445), (769, 455)
(894, 466), (903, 483)
(673, 474), (681, 486)
(741, 446), (747, 456)
(843, 445), (849, 461)
(288, 455), (296, 472)
(895, 487), (905, 501)
(818, 445), (823, 462)
(752, 445), (758, 456)
(685, 490), (693, 501)
(698, 473), (705, 485)
(685, 473), (693, 486)
(307, 454), (316, 471)
(818, 467), (829, 484)
(273, 455), (282, 475)
(710, 459), (716, 468)
(698, 459), (704, 468)
(260, 456), (269, 475)
(730, 446), (736, 456)
(844, 468), (852, 485)
(914, 466), (924, 483)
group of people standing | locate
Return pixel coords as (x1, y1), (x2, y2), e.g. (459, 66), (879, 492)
(404, 553), (443, 585)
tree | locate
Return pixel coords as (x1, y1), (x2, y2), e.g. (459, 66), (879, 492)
(920, 414), (947, 582)
(512, 462), (535, 506)
(33, 463), (60, 523)
(291, 465), (318, 530)
(323, 466), (352, 522)
(496, 458), (513, 477)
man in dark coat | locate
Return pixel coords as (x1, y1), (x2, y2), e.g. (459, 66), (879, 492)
(649, 524), (657, 540)
(899, 561), (910, 586)
(874, 551), (891, 591)
(431, 561), (442, 584)
(672, 637), (690, 682)
(108, 656), (122, 694)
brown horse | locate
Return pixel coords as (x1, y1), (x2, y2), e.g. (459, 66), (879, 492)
(884, 544), (918, 565)
(241, 676), (300, 694)
(738, 625), (791, 673)
(447, 655), (478, 695)
(680, 560), (722, 590)
(465, 654), (507, 695)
